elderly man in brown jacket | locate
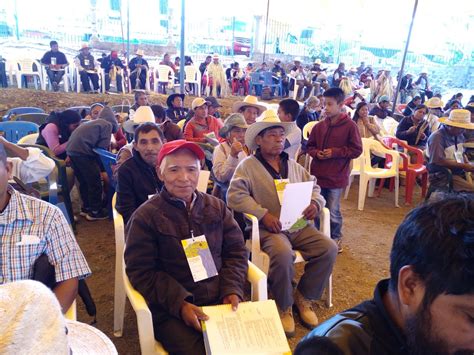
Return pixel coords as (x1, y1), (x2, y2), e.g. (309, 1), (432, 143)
(125, 140), (248, 355)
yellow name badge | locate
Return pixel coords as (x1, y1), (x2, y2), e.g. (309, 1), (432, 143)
(274, 179), (289, 205)
(181, 235), (218, 282)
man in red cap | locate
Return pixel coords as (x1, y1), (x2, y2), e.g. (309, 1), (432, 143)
(125, 140), (248, 354)
(100, 51), (125, 93)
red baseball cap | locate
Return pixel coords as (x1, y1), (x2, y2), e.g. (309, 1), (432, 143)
(157, 140), (205, 166)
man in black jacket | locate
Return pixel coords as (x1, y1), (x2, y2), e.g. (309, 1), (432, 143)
(125, 140), (248, 354)
(100, 51), (125, 93)
(116, 122), (164, 224)
(40, 40), (69, 91)
(297, 195), (474, 355)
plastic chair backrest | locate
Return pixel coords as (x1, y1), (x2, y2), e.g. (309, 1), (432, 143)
(261, 71), (274, 86)
(303, 121), (319, 140)
(93, 148), (117, 188)
(3, 107), (45, 121)
(177, 119), (186, 130)
(250, 72), (261, 85)
(361, 138), (398, 174)
(17, 133), (39, 144)
(0, 121), (39, 143)
(184, 65), (198, 82)
(16, 58), (41, 75)
(156, 65), (174, 82)
(14, 113), (49, 125)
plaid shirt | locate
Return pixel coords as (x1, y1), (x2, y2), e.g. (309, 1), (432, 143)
(0, 187), (91, 284)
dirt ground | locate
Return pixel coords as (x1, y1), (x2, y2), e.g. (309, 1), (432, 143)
(0, 88), (422, 354)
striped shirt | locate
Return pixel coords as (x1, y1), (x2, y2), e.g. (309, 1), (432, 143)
(0, 187), (91, 283)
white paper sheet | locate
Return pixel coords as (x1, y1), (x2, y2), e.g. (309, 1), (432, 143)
(279, 181), (313, 231)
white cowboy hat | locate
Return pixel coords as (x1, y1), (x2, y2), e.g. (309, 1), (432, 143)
(244, 109), (292, 151)
(136, 49), (145, 56)
(232, 95), (267, 115)
(438, 109), (474, 130)
(123, 106), (155, 134)
(314, 59), (322, 65)
(425, 97), (444, 109)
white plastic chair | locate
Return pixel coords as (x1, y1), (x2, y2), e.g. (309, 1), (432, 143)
(112, 194), (267, 355)
(153, 65), (176, 93)
(184, 65), (201, 96)
(344, 155), (363, 199)
(377, 116), (399, 137)
(74, 64), (103, 93)
(41, 65), (70, 92)
(15, 59), (44, 90)
(358, 138), (400, 211)
(245, 207), (333, 308)
(288, 75), (300, 101)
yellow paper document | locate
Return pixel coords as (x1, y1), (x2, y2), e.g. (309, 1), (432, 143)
(201, 300), (291, 355)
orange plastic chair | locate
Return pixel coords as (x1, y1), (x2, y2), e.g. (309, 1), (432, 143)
(379, 137), (428, 205)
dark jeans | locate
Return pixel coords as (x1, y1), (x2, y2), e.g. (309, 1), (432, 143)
(70, 155), (103, 212)
(130, 71), (147, 90)
(419, 89), (433, 103)
(79, 70), (99, 92)
(153, 311), (206, 355)
(320, 188), (344, 240)
(104, 73), (123, 92)
(46, 68), (65, 86)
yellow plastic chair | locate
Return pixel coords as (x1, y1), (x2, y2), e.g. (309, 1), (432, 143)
(176, 119), (186, 130)
(302, 121), (319, 140)
(17, 133), (39, 144)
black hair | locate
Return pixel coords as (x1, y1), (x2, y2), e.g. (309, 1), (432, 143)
(323, 88), (345, 104)
(279, 99), (300, 121)
(294, 336), (344, 355)
(414, 104), (427, 112)
(150, 105), (166, 121)
(389, 194), (474, 304)
(134, 122), (165, 142)
(134, 90), (147, 101)
(257, 125), (285, 137)
(50, 40), (58, 47)
(352, 101), (368, 123)
(447, 100), (462, 109)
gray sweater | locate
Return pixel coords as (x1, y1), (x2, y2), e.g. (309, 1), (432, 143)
(227, 155), (325, 221)
(66, 119), (112, 157)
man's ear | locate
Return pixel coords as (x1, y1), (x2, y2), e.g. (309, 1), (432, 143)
(255, 135), (262, 147)
(397, 265), (425, 308)
(156, 165), (162, 180)
(6, 161), (13, 180)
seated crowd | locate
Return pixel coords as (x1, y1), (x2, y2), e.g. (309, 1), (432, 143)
(2, 49), (474, 354)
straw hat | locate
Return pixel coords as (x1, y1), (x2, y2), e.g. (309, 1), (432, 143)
(219, 113), (248, 138)
(212, 53), (219, 59)
(79, 43), (89, 51)
(232, 95), (267, 115)
(136, 49), (144, 56)
(244, 109), (292, 151)
(425, 97), (444, 109)
(314, 59), (322, 65)
(123, 106), (155, 134)
(438, 109), (474, 130)
(67, 320), (117, 354)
